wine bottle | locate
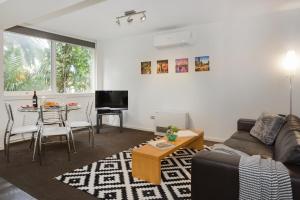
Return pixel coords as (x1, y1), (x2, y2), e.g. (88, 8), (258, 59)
(32, 91), (38, 108)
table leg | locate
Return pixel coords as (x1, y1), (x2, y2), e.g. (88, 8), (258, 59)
(100, 114), (102, 127)
(96, 114), (100, 134)
(132, 152), (161, 185)
(119, 111), (123, 133)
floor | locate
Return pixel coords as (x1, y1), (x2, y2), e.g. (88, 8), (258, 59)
(0, 177), (35, 200)
(0, 126), (215, 200)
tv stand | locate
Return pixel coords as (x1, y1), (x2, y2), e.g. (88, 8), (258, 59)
(96, 108), (127, 134)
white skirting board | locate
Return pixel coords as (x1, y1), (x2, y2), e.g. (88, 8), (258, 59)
(103, 123), (225, 143)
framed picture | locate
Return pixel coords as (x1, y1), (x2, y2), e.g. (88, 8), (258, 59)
(195, 56), (210, 72)
(157, 60), (168, 74)
(175, 58), (188, 73)
(141, 61), (151, 74)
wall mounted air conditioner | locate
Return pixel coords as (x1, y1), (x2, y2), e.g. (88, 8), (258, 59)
(153, 31), (192, 48)
(153, 111), (189, 136)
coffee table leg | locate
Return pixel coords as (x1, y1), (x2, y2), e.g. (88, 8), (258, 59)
(132, 152), (161, 185)
(187, 134), (204, 150)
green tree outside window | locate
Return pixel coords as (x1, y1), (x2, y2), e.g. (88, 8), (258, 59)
(3, 32), (93, 93)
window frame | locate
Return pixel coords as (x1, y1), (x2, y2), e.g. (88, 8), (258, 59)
(3, 30), (96, 96)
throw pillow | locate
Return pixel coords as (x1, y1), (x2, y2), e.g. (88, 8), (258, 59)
(250, 113), (286, 145)
(274, 115), (300, 165)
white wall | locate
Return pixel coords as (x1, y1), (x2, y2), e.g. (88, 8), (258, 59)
(101, 10), (300, 142)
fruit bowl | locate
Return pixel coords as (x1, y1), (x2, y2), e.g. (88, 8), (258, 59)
(44, 101), (59, 107)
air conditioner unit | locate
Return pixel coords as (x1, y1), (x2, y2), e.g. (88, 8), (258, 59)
(154, 111), (189, 136)
(153, 31), (192, 48)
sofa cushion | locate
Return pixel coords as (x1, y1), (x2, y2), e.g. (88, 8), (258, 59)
(231, 131), (262, 143)
(250, 113), (286, 145)
(274, 115), (300, 165)
(224, 138), (273, 159)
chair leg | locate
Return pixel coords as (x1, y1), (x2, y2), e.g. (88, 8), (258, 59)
(91, 126), (95, 148)
(38, 134), (42, 165)
(29, 132), (35, 150)
(32, 134), (39, 161)
(66, 135), (71, 161)
(69, 129), (76, 153)
(88, 128), (91, 144)
(3, 132), (7, 157)
(3, 139), (5, 157)
(42, 138), (46, 156)
(6, 137), (10, 163)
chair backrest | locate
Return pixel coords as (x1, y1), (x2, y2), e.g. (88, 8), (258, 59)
(39, 106), (63, 125)
(5, 103), (14, 122)
(86, 101), (93, 122)
(64, 101), (93, 122)
(4, 103), (14, 133)
(22, 114), (38, 126)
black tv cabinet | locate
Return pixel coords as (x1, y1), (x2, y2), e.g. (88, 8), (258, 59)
(96, 108), (127, 134)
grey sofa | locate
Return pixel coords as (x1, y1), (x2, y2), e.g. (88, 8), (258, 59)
(191, 115), (300, 200)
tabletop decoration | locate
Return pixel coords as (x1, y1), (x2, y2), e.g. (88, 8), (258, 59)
(166, 125), (179, 141)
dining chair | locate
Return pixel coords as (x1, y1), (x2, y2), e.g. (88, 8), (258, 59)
(33, 106), (72, 164)
(67, 101), (94, 152)
(39, 106), (64, 126)
(4, 103), (38, 162)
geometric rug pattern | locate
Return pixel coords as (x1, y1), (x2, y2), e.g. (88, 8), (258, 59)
(55, 138), (199, 200)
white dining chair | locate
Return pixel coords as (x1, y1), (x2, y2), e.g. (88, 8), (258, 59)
(33, 106), (72, 164)
(4, 103), (38, 162)
(67, 101), (94, 152)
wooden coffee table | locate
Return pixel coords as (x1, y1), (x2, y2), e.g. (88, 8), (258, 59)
(132, 129), (204, 184)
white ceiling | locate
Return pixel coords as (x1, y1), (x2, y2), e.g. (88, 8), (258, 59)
(0, 0), (87, 30)
(2, 0), (300, 40)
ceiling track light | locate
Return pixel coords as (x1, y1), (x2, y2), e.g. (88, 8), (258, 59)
(116, 10), (146, 25)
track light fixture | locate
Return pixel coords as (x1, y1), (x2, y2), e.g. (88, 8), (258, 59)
(116, 10), (146, 25)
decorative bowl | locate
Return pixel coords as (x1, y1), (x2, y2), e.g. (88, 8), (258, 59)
(167, 134), (177, 142)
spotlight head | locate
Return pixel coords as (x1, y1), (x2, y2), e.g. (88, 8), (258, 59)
(116, 18), (120, 25)
(127, 16), (133, 23)
(140, 13), (146, 22)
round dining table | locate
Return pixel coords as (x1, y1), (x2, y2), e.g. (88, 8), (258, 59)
(18, 105), (81, 112)
(18, 105), (81, 120)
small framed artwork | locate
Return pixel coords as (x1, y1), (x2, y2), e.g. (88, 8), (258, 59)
(195, 56), (210, 72)
(175, 58), (188, 73)
(141, 61), (151, 74)
(157, 60), (168, 74)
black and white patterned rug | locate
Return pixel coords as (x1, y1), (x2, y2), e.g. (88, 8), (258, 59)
(55, 138), (199, 200)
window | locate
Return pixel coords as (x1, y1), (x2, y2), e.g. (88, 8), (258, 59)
(4, 32), (51, 91)
(3, 31), (95, 93)
(55, 42), (93, 93)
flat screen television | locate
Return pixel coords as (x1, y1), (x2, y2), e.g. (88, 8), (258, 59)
(95, 90), (128, 109)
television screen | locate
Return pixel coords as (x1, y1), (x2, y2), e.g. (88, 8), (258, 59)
(95, 90), (128, 109)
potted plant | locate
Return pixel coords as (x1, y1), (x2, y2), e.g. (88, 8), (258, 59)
(166, 125), (179, 142)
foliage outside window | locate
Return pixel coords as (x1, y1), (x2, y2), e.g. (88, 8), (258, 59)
(56, 42), (92, 93)
(4, 32), (51, 91)
(3, 32), (94, 93)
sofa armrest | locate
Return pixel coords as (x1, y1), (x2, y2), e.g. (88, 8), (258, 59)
(237, 118), (256, 132)
(191, 151), (240, 200)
